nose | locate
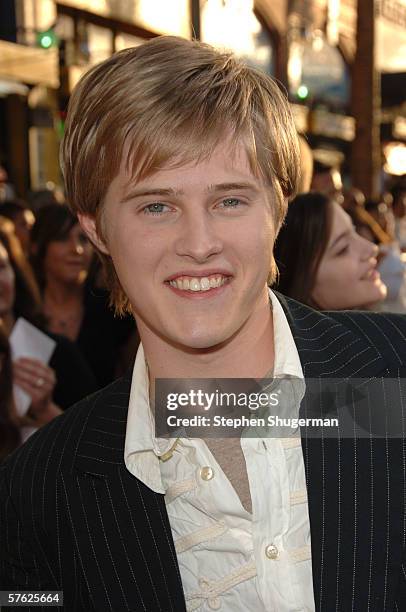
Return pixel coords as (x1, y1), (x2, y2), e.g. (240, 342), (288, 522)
(70, 239), (84, 255)
(359, 235), (378, 261)
(174, 209), (223, 262)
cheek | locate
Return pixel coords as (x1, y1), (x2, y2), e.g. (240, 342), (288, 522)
(84, 246), (93, 265)
(245, 213), (274, 259)
(44, 245), (60, 267)
(108, 225), (159, 288)
(322, 257), (357, 288)
(43, 253), (55, 277)
(9, 275), (15, 301)
(313, 260), (346, 303)
(333, 259), (353, 282)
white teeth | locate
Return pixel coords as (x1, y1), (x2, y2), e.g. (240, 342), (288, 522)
(169, 275), (228, 291)
(190, 278), (201, 291)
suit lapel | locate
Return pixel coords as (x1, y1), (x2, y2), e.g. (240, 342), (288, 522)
(278, 293), (404, 610)
(71, 377), (186, 611)
(275, 292), (385, 378)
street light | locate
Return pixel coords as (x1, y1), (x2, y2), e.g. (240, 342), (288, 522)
(37, 28), (58, 49)
(297, 85), (309, 100)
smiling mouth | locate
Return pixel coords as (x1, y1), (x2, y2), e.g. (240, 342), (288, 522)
(166, 274), (231, 293)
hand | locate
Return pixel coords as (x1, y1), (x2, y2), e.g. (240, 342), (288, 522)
(12, 357), (61, 424)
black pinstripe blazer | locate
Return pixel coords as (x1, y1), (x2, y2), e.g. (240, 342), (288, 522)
(2, 294), (406, 611)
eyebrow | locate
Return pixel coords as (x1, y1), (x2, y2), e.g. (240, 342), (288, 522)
(121, 188), (183, 202)
(121, 182), (260, 203)
(207, 182), (260, 193)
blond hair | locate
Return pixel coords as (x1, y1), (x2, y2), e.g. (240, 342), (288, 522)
(61, 36), (300, 314)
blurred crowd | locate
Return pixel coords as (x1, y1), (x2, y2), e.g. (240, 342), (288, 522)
(0, 145), (405, 463)
(0, 167), (140, 462)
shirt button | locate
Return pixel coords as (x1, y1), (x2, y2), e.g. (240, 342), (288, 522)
(265, 543), (279, 560)
(200, 466), (214, 481)
(199, 578), (210, 590)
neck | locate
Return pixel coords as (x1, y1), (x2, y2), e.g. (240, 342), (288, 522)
(139, 293), (274, 383)
(44, 278), (84, 307)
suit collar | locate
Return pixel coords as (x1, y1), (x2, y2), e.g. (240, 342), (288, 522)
(73, 375), (131, 477)
(275, 292), (386, 379)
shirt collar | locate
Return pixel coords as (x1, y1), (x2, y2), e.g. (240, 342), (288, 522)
(269, 289), (303, 378)
(124, 289), (303, 492)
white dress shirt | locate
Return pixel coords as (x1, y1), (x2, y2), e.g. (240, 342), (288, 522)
(125, 290), (315, 611)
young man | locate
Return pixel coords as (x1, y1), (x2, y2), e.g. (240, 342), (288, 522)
(1, 36), (406, 612)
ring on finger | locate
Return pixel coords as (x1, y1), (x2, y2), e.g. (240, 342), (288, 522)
(36, 377), (45, 388)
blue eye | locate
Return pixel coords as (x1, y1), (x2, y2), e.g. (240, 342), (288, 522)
(143, 203), (168, 215)
(219, 198), (241, 208)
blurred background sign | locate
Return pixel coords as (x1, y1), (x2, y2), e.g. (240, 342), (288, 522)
(201, 0), (274, 74)
(376, 0), (406, 72)
(0, 41), (58, 88)
(57, 0), (191, 37)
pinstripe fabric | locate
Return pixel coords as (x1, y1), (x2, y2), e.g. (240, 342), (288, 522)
(280, 295), (406, 612)
(0, 385), (186, 612)
(1, 293), (406, 611)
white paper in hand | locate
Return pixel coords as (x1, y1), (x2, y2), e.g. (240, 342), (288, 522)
(9, 318), (56, 416)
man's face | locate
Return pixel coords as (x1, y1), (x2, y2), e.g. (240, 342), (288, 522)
(87, 140), (276, 351)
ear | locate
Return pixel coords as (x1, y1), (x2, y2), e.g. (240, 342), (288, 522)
(78, 213), (110, 255)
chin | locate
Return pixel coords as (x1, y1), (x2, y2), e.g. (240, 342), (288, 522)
(353, 290), (387, 310)
(366, 283), (387, 305)
(378, 282), (388, 300)
(171, 326), (233, 351)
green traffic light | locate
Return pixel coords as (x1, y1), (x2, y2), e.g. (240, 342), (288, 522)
(297, 85), (309, 100)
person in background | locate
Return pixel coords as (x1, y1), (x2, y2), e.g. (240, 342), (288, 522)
(0, 322), (20, 463)
(0, 227), (97, 416)
(0, 217), (43, 330)
(391, 184), (406, 250)
(310, 159), (344, 205)
(0, 199), (35, 256)
(342, 186), (366, 212)
(362, 195), (406, 314)
(343, 188), (392, 245)
(0, 164), (15, 203)
(27, 185), (65, 213)
(31, 204), (138, 387)
(364, 195), (396, 239)
(0, 229), (60, 428)
(274, 191), (387, 309)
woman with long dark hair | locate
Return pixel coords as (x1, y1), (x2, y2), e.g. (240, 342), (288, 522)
(31, 204), (137, 387)
(274, 192), (387, 310)
(0, 224), (97, 425)
(0, 322), (20, 462)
